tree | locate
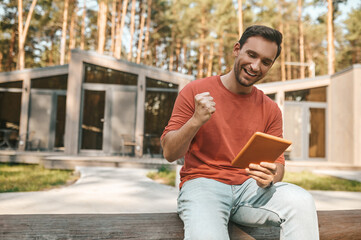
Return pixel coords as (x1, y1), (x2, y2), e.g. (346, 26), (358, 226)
(80, 0), (86, 50)
(278, 0), (286, 81)
(60, 0), (69, 65)
(298, 0), (305, 78)
(127, 0), (136, 61)
(97, 0), (108, 54)
(237, 0), (243, 37)
(143, 0), (152, 63)
(327, 0), (335, 74)
(68, 1), (78, 61)
(339, 5), (361, 69)
(114, 0), (129, 59)
(136, 0), (146, 64)
(110, 0), (117, 53)
(17, 0), (37, 70)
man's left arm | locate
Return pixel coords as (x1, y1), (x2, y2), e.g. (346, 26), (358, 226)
(246, 162), (285, 188)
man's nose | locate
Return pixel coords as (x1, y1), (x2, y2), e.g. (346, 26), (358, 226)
(250, 59), (261, 72)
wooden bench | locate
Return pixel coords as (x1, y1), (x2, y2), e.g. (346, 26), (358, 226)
(0, 210), (360, 239)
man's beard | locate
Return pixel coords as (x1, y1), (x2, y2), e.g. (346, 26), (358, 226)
(234, 65), (259, 87)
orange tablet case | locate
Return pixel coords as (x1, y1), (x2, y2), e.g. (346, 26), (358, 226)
(231, 132), (292, 169)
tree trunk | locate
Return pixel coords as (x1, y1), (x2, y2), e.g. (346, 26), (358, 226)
(237, 0), (243, 38)
(80, 0), (86, 50)
(305, 43), (313, 78)
(60, 0), (69, 65)
(49, 32), (54, 65)
(218, 37), (223, 75)
(110, 0), (117, 53)
(114, 0), (122, 56)
(207, 44), (214, 77)
(278, 1), (286, 81)
(327, 0), (335, 74)
(68, 3), (77, 61)
(175, 39), (181, 71)
(7, 27), (16, 70)
(136, 0), (146, 64)
(97, 0), (108, 54)
(182, 43), (187, 73)
(127, 0), (136, 61)
(17, 0), (38, 70)
(169, 31), (175, 71)
(115, 0), (129, 59)
(285, 23), (292, 80)
(197, 14), (206, 79)
(280, 21), (286, 81)
(298, 0), (305, 79)
(143, 0), (152, 63)
(0, 52), (3, 72)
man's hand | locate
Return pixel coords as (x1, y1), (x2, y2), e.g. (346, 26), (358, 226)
(246, 162), (277, 188)
(191, 92), (216, 126)
(161, 92), (215, 162)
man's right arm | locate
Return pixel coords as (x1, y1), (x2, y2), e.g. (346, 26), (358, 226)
(161, 92), (216, 162)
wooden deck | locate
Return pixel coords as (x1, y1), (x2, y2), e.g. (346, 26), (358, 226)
(1, 210), (360, 239)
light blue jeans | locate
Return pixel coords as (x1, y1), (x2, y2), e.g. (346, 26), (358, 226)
(178, 177), (319, 240)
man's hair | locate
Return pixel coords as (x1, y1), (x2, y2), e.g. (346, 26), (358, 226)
(238, 25), (283, 61)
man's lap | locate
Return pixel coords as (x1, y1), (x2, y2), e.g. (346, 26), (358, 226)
(177, 177), (316, 239)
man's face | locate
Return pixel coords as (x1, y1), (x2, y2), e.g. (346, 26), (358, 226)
(233, 36), (278, 87)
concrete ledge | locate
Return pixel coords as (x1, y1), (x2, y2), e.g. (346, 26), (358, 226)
(286, 160), (361, 171)
(41, 156), (175, 170)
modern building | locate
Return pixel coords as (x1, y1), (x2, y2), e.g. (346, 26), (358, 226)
(258, 64), (361, 166)
(0, 49), (193, 158)
(0, 49), (360, 166)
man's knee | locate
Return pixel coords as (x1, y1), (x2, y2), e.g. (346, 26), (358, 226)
(184, 220), (229, 240)
(276, 182), (317, 215)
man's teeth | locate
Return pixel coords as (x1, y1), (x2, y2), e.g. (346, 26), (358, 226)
(245, 69), (256, 77)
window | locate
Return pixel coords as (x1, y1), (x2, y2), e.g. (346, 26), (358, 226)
(285, 87), (326, 102)
(143, 78), (178, 156)
(84, 63), (138, 85)
(31, 75), (68, 90)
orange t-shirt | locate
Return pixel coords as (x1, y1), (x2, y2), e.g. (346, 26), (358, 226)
(161, 76), (285, 188)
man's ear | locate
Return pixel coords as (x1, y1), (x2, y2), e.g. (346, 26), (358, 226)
(233, 42), (241, 57)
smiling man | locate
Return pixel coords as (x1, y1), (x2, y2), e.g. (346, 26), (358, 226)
(161, 25), (319, 240)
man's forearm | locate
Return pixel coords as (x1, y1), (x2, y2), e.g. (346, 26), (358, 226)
(161, 117), (202, 162)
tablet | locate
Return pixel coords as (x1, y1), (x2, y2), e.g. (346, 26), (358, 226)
(231, 132), (292, 169)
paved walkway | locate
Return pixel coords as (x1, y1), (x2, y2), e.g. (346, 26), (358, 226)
(0, 167), (178, 214)
(0, 167), (360, 214)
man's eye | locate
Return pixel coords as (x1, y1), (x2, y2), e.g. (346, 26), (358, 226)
(248, 52), (256, 58)
(263, 61), (272, 66)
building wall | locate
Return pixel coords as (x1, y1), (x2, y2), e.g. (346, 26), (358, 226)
(328, 64), (361, 165)
(353, 66), (361, 166)
(329, 68), (354, 164)
(64, 49), (193, 156)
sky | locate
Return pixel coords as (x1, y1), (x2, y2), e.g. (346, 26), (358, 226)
(305, 0), (360, 25)
(1, 0), (360, 26)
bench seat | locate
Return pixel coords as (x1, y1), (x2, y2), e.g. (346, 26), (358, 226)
(0, 210), (360, 239)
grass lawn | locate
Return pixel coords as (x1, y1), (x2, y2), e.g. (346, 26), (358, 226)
(0, 163), (79, 193)
(148, 167), (361, 192)
(283, 171), (361, 192)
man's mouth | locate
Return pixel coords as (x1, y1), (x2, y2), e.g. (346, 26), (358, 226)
(243, 68), (257, 77)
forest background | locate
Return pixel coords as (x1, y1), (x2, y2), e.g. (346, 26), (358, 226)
(0, 0), (360, 83)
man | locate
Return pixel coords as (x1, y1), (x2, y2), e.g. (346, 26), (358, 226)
(161, 25), (319, 239)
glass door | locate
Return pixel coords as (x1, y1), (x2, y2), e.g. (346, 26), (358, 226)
(284, 103), (304, 160)
(104, 87), (137, 154)
(80, 90), (105, 151)
(28, 90), (66, 151)
(308, 108), (326, 158)
(80, 86), (137, 155)
(284, 101), (327, 161)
